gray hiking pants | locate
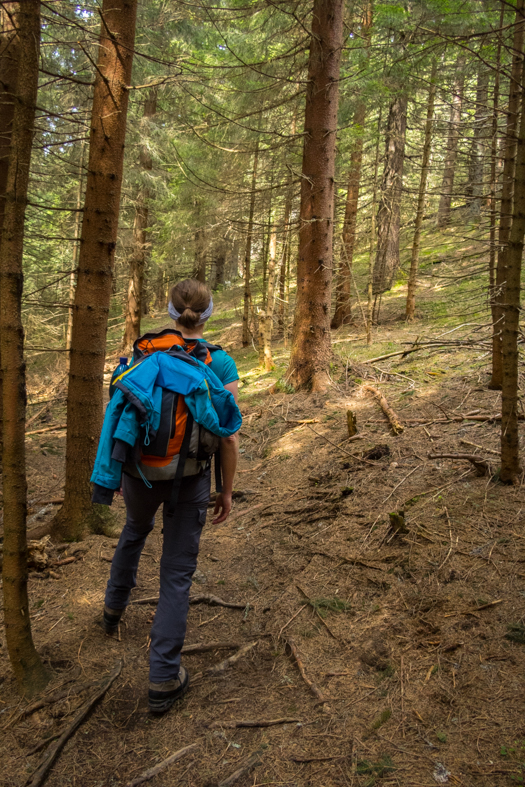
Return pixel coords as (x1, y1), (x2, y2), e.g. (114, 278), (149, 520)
(104, 467), (211, 683)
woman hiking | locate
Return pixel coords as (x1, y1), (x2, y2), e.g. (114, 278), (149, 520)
(93, 279), (240, 713)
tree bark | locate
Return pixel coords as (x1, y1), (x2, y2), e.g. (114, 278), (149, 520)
(500, 55), (525, 484)
(406, 60), (437, 321)
(66, 142), (85, 356)
(242, 141), (259, 347)
(490, 0), (525, 390)
(193, 202), (206, 283)
(331, 1), (371, 329)
(261, 230), (277, 371)
(278, 173), (293, 333)
(0, 2), (21, 464)
(287, 0), (344, 391)
(122, 89), (157, 356)
(437, 58), (466, 228)
(466, 64), (490, 220)
(52, 0), (138, 541)
(372, 93), (408, 295)
(367, 108), (382, 343)
(0, 0), (49, 697)
(489, 6), (504, 314)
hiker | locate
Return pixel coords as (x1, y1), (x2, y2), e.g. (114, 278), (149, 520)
(91, 279), (241, 713)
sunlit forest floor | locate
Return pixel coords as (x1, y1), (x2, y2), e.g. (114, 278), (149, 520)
(3, 247), (525, 787)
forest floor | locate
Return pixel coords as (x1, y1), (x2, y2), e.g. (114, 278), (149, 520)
(2, 273), (525, 787)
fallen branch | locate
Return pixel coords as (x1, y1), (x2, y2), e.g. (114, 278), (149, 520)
(428, 452), (495, 476)
(26, 404), (49, 430)
(218, 749), (263, 787)
(460, 439), (499, 456)
(364, 385), (404, 434)
(26, 662), (122, 787)
(192, 641), (258, 683)
(209, 717), (300, 729)
(125, 741), (201, 787)
(130, 594), (247, 610)
(182, 641), (240, 655)
(284, 637), (329, 709)
(25, 423), (67, 437)
(306, 424), (375, 465)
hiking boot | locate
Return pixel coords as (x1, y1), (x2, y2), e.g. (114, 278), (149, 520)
(101, 605), (124, 635)
(148, 666), (189, 713)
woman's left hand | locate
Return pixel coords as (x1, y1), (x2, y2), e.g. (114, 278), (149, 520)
(212, 492), (232, 524)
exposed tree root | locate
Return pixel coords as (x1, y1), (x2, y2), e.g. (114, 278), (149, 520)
(25, 661), (122, 787)
(125, 741), (201, 787)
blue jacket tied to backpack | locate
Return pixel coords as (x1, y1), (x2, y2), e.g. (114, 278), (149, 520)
(91, 350), (242, 501)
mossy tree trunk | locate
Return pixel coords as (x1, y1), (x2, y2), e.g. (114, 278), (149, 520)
(287, 0), (344, 392)
(0, 0), (50, 697)
(52, 0), (138, 541)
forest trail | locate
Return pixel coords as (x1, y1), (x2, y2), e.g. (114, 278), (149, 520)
(3, 299), (525, 787)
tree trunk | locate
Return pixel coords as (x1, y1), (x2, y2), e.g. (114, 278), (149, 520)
(489, 6), (504, 315)
(215, 240), (226, 287)
(490, 0), (525, 390)
(0, 0), (49, 697)
(287, 0), (344, 392)
(437, 58), (466, 228)
(466, 65), (490, 220)
(406, 60), (437, 321)
(194, 221), (206, 283)
(242, 141), (259, 347)
(0, 2), (21, 464)
(500, 55), (525, 484)
(372, 93), (408, 295)
(66, 142), (85, 356)
(367, 109), (382, 343)
(52, 0), (138, 541)
(122, 89), (157, 356)
(331, 1), (371, 329)
(260, 230), (277, 371)
(278, 173), (293, 333)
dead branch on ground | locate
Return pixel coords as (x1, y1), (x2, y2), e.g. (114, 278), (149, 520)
(25, 423), (67, 437)
(26, 662), (122, 787)
(217, 749), (264, 787)
(364, 384), (404, 434)
(125, 741), (201, 787)
(130, 594), (247, 610)
(283, 636), (329, 710)
(428, 452), (495, 476)
(208, 717), (300, 729)
(182, 642), (240, 655)
(192, 641), (258, 683)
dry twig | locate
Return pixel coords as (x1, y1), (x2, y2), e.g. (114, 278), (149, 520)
(209, 718), (300, 729)
(125, 741), (200, 787)
(217, 749), (263, 787)
(130, 594), (247, 610)
(284, 636), (329, 709)
(428, 452), (494, 476)
(182, 642), (241, 655)
(192, 641), (258, 682)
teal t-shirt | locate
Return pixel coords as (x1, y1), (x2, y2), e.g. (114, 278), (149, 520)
(194, 338), (238, 386)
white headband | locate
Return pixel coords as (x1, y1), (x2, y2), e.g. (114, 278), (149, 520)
(168, 296), (213, 325)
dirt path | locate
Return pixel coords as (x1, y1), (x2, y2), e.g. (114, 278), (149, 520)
(2, 324), (525, 787)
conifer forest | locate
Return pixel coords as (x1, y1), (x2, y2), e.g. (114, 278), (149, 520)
(4, 0), (525, 784)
